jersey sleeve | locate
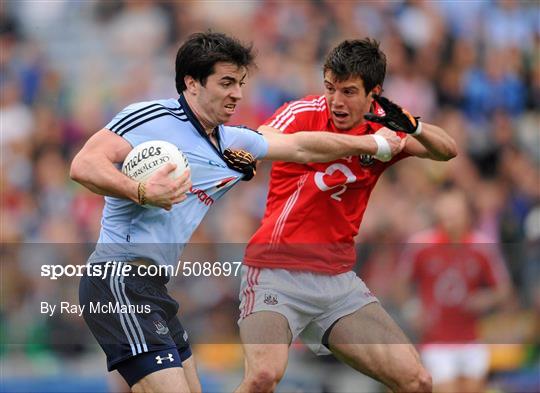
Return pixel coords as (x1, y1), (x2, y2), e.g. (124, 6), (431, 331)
(104, 102), (152, 147)
(263, 96), (325, 134)
(222, 125), (268, 159)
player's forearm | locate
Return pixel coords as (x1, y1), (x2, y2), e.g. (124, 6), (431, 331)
(70, 152), (139, 202)
(291, 132), (378, 163)
(413, 122), (457, 161)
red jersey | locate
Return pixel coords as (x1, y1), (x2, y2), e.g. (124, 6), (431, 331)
(398, 229), (510, 344)
(244, 95), (408, 274)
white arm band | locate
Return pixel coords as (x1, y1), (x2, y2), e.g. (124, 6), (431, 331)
(372, 134), (392, 162)
(412, 121), (423, 136)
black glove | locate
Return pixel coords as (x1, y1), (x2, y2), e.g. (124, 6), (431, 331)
(364, 94), (421, 134)
(223, 148), (257, 181)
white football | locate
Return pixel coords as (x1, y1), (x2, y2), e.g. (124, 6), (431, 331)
(122, 140), (189, 182)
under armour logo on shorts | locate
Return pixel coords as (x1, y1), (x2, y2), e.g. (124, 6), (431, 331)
(155, 353), (174, 364)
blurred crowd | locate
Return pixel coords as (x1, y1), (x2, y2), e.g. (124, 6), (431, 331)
(1, 0), (539, 391)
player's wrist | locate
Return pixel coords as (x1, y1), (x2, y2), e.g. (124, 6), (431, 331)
(137, 182), (147, 205)
(412, 121), (423, 136)
(371, 134), (392, 162)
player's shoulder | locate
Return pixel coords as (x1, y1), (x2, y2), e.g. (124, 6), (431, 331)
(267, 95), (327, 132)
(118, 98), (181, 114)
(107, 98), (186, 135)
(223, 124), (261, 134)
(281, 95), (327, 112)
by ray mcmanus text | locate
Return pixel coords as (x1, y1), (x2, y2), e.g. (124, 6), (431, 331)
(41, 301), (151, 317)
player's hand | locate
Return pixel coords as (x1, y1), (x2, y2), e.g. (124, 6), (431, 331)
(223, 148), (257, 181)
(143, 163), (191, 210)
(374, 127), (407, 162)
(375, 128), (406, 157)
(364, 94), (421, 134)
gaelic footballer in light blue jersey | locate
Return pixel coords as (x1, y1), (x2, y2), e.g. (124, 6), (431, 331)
(89, 93), (268, 267)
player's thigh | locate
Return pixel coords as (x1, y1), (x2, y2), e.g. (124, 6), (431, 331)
(131, 367), (190, 393)
(182, 355), (202, 393)
(239, 311), (292, 376)
(327, 302), (423, 385)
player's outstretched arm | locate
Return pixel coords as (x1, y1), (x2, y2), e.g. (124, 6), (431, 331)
(403, 122), (458, 161)
(259, 125), (404, 163)
(70, 129), (191, 210)
(364, 95), (457, 161)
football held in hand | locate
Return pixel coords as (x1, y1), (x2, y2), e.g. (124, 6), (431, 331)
(122, 140), (189, 182)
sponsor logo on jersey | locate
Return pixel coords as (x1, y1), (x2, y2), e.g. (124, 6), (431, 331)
(190, 186), (214, 206)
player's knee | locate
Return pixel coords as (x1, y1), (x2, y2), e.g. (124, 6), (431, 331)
(246, 368), (282, 393)
(398, 366), (432, 393)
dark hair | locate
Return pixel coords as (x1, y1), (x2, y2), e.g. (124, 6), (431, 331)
(323, 38), (386, 95)
(175, 32), (255, 94)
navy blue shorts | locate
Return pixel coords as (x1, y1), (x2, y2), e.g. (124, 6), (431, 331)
(79, 262), (192, 386)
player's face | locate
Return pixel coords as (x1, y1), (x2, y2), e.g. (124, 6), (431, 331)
(435, 192), (470, 236)
(324, 71), (374, 131)
(197, 62), (247, 127)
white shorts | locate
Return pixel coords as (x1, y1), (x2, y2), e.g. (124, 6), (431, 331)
(421, 344), (490, 384)
(238, 266), (378, 355)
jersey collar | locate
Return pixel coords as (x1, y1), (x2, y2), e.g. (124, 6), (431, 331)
(178, 93), (224, 158)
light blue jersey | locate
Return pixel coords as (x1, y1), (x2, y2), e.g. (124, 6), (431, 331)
(89, 94), (268, 266)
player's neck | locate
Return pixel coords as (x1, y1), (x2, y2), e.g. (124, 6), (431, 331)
(183, 93), (217, 135)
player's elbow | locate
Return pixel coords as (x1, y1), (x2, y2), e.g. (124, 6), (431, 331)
(293, 149), (312, 164)
(295, 150), (331, 164)
(431, 140), (458, 161)
(444, 139), (458, 160)
(69, 153), (89, 184)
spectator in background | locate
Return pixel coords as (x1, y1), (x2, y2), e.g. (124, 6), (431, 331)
(395, 188), (512, 393)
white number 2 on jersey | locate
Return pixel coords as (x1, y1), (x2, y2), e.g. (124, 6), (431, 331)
(314, 163), (357, 201)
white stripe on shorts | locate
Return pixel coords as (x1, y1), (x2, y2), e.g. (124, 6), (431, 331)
(109, 267), (138, 355)
(241, 267), (260, 319)
(119, 270), (148, 352)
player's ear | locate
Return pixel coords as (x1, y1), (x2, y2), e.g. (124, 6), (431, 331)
(184, 76), (198, 95)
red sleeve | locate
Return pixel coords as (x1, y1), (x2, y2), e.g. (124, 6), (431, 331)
(263, 96), (326, 134)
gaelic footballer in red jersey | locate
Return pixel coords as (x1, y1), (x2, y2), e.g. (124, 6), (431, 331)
(244, 95), (409, 274)
(396, 189), (511, 393)
(236, 38), (457, 393)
